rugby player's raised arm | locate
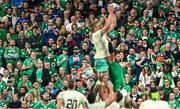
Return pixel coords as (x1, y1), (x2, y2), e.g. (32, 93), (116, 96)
(102, 3), (116, 33)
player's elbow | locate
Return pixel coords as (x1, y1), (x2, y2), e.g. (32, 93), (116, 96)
(102, 25), (110, 33)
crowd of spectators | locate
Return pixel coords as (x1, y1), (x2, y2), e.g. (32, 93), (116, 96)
(0, 0), (179, 108)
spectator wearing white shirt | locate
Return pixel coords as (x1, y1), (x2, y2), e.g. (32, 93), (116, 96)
(65, 16), (80, 32)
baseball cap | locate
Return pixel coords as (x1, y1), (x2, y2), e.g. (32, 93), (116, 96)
(62, 47), (68, 51)
(48, 48), (53, 53)
(74, 46), (79, 50)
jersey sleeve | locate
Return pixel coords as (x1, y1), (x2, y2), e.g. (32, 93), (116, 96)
(79, 94), (88, 104)
(57, 92), (64, 100)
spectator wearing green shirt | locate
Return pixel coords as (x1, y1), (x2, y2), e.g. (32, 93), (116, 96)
(31, 60), (51, 87)
(168, 93), (179, 109)
(138, 9), (152, 23)
(52, 73), (63, 90)
(33, 91), (56, 109)
(21, 51), (37, 78)
(57, 47), (69, 74)
(28, 81), (44, 96)
(44, 48), (58, 74)
(0, 22), (8, 41)
(4, 40), (20, 67)
(20, 42), (31, 61)
(17, 74), (33, 91)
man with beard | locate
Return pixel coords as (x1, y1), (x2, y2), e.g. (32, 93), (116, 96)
(18, 86), (28, 101)
(69, 46), (84, 69)
(33, 90), (56, 108)
(4, 40), (20, 67)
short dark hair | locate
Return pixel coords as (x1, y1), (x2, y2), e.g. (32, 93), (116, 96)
(116, 91), (123, 102)
(68, 80), (74, 89)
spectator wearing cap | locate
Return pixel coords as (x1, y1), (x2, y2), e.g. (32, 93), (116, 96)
(69, 46), (84, 69)
(6, 79), (16, 96)
(159, 63), (177, 87)
(33, 90), (56, 108)
(44, 48), (57, 75)
(34, 48), (43, 61)
(57, 47), (69, 74)
(139, 63), (155, 87)
(0, 0), (11, 14)
(52, 73), (63, 90)
(83, 35), (94, 51)
(31, 60), (51, 87)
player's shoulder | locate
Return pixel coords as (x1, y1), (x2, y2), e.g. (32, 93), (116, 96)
(92, 30), (102, 38)
(157, 100), (169, 106)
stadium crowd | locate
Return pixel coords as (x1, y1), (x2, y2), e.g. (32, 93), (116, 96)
(0, 0), (179, 108)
